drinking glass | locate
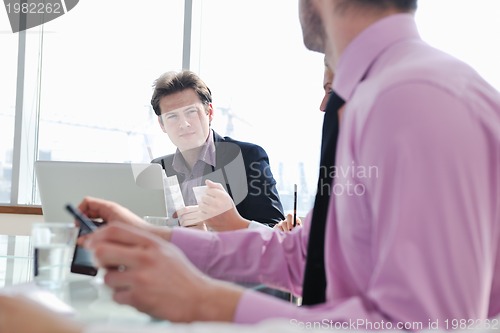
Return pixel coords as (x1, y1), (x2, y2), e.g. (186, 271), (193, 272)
(31, 223), (77, 289)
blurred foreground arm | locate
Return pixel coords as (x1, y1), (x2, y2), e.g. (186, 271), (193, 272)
(0, 295), (82, 333)
(85, 224), (243, 322)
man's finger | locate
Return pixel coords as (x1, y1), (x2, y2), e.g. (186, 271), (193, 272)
(78, 196), (118, 220)
(205, 179), (224, 190)
(86, 224), (159, 249)
(111, 287), (134, 307)
(180, 218), (204, 227)
(104, 269), (134, 290)
(91, 242), (150, 269)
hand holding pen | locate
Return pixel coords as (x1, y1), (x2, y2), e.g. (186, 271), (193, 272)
(274, 184), (302, 232)
(274, 213), (302, 232)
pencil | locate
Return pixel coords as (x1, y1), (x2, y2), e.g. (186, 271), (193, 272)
(293, 184), (297, 227)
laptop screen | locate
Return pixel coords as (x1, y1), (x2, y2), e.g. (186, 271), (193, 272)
(35, 161), (168, 222)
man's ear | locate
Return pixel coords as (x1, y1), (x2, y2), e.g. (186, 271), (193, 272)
(207, 103), (214, 124)
(158, 115), (167, 133)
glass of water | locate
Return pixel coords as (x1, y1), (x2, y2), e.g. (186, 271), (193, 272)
(143, 216), (180, 227)
(31, 223), (78, 289)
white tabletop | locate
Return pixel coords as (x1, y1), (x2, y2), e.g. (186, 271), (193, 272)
(0, 234), (168, 327)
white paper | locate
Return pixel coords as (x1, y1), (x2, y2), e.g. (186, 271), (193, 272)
(165, 175), (185, 212)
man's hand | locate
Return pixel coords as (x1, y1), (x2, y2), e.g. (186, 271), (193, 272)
(77, 196), (173, 241)
(176, 180), (250, 231)
(175, 205), (208, 230)
(274, 214), (302, 232)
(85, 223), (242, 322)
(198, 180), (250, 231)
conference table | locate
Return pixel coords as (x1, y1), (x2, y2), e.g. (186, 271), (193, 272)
(0, 234), (168, 327)
(1, 233), (306, 333)
(0, 233), (292, 332)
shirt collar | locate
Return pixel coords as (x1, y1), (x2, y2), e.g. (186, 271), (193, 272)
(172, 129), (216, 174)
(202, 129), (216, 166)
(334, 14), (421, 101)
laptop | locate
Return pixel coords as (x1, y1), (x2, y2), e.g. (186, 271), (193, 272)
(35, 161), (167, 222)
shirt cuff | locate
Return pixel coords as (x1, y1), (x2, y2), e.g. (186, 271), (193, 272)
(170, 227), (216, 271)
(247, 220), (272, 230)
(234, 289), (299, 324)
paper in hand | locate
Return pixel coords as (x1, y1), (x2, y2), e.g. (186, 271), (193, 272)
(165, 175), (185, 212)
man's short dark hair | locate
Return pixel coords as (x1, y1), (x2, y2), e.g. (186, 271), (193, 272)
(151, 70), (212, 116)
(377, 0), (417, 11)
(343, 0), (417, 12)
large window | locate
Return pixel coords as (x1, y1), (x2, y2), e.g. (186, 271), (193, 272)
(2, 0), (185, 205)
(416, 0), (500, 90)
(192, 0), (325, 216)
(37, 1), (184, 164)
(1, 0), (500, 211)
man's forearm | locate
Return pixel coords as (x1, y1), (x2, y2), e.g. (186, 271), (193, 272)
(148, 225), (173, 242)
(195, 279), (243, 322)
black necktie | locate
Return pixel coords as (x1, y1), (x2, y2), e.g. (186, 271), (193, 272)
(302, 91), (345, 305)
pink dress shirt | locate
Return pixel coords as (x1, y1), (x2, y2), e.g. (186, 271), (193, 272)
(171, 14), (500, 330)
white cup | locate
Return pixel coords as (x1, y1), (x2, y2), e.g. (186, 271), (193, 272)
(192, 185), (208, 204)
(31, 223), (78, 289)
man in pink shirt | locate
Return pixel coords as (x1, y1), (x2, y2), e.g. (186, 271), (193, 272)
(1, 0), (499, 332)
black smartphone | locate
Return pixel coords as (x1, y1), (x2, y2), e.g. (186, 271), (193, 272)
(71, 225), (100, 276)
(65, 204), (101, 276)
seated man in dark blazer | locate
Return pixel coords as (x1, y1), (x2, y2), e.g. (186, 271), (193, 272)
(150, 70), (284, 230)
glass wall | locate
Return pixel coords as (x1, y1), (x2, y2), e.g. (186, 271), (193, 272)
(0, 18), (18, 203)
(36, 0), (184, 164)
(192, 0), (325, 216)
(416, 0), (500, 90)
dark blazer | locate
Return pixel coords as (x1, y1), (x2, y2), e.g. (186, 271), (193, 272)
(151, 131), (284, 227)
